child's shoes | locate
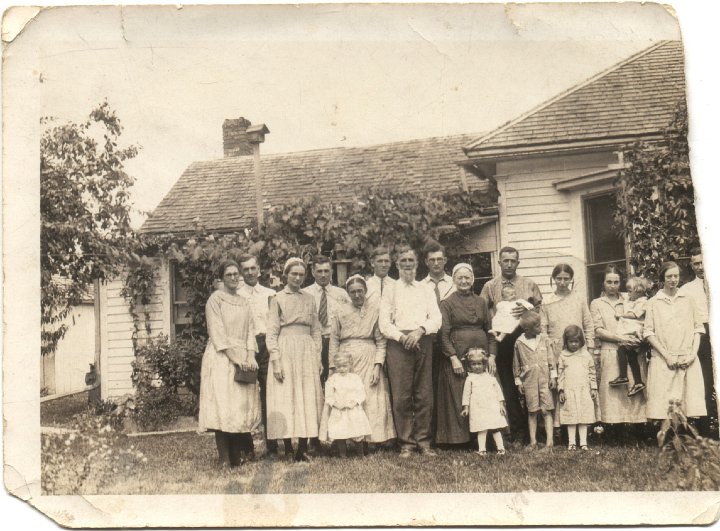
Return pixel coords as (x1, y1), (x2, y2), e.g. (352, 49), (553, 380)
(580, 445), (589, 451)
(475, 450), (488, 457)
(567, 444), (577, 451)
(524, 443), (537, 452)
(496, 449), (506, 456)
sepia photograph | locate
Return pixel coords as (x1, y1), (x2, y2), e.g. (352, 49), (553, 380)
(3, 1), (720, 527)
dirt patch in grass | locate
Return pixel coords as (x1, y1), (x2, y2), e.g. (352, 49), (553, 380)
(40, 391), (90, 427)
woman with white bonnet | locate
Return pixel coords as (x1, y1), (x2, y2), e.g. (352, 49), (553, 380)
(327, 274), (396, 449)
(437, 263), (497, 447)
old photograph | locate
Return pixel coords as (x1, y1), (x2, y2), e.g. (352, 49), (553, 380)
(3, 1), (720, 527)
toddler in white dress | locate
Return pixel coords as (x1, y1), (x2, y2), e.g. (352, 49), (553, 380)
(490, 286), (536, 342)
(461, 348), (508, 456)
(320, 352), (371, 457)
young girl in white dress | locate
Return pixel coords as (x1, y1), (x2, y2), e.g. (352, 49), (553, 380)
(320, 351), (372, 457)
(557, 325), (598, 450)
(461, 348), (508, 456)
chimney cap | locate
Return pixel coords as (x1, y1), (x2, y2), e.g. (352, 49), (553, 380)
(247, 123), (270, 143)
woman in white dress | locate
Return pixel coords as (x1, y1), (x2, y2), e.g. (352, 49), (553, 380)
(644, 261), (706, 420)
(199, 259), (260, 467)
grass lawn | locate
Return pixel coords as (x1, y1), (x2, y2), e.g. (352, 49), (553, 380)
(45, 431), (693, 495)
(41, 391), (90, 427)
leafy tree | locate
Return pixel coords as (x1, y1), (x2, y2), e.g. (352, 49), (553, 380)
(615, 100), (698, 280)
(41, 102), (140, 356)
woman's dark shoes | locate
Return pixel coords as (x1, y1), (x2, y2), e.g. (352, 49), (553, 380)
(608, 376), (629, 387)
(627, 382), (646, 396)
(294, 451), (311, 463)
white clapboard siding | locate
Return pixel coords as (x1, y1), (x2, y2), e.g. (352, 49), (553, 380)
(99, 260), (171, 399)
(496, 151), (618, 300)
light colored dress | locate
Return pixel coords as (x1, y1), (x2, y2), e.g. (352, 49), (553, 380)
(590, 294), (647, 423)
(462, 372), (508, 432)
(321, 372), (372, 441)
(492, 299), (533, 334)
(328, 301), (395, 443)
(541, 290), (597, 425)
(199, 290), (260, 433)
(557, 347), (597, 425)
(512, 333), (556, 413)
(265, 287), (324, 439)
(643, 290), (706, 419)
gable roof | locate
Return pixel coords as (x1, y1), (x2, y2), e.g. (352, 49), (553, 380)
(464, 40), (685, 159)
(141, 133), (485, 234)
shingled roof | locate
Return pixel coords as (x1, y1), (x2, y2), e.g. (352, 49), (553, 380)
(141, 133), (486, 234)
(464, 40), (685, 159)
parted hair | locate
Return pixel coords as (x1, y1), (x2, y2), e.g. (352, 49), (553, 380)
(625, 276), (651, 293)
(562, 325), (585, 350)
(217, 259), (240, 279)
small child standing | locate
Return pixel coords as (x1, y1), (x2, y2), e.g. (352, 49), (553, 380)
(557, 325), (598, 451)
(461, 349), (508, 456)
(513, 311), (557, 451)
(490, 286), (537, 342)
(608, 276), (651, 396)
(319, 352), (371, 457)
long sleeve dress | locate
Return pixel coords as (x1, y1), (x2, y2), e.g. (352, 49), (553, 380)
(437, 291), (497, 444)
(199, 289), (260, 433)
(557, 347), (597, 425)
(540, 290), (596, 425)
(643, 290), (706, 419)
(265, 287), (324, 440)
(590, 294), (647, 424)
(328, 301), (395, 443)
(321, 372), (372, 441)
(462, 372), (508, 432)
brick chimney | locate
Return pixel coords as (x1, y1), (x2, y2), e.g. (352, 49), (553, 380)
(223, 117), (253, 157)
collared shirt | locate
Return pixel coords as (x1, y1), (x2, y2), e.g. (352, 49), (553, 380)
(379, 279), (442, 342)
(421, 273), (456, 303)
(680, 277), (709, 324)
(366, 275), (397, 302)
(303, 282), (352, 336)
(239, 282), (276, 336)
(480, 274), (543, 318)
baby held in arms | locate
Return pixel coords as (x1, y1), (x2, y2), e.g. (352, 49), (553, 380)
(490, 285), (540, 342)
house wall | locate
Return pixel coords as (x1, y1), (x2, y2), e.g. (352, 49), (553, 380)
(495, 150), (619, 301)
(98, 259), (172, 399)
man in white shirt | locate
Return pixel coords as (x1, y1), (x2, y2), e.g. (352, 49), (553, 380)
(238, 254), (280, 455)
(680, 248), (717, 437)
(304, 255), (351, 386)
(366, 246), (396, 302)
(420, 240), (456, 445)
(379, 245), (442, 457)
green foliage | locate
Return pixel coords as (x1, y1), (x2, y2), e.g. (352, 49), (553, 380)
(41, 102), (140, 355)
(615, 100), (699, 280)
(41, 409), (146, 495)
(130, 335), (203, 430)
(657, 400), (720, 490)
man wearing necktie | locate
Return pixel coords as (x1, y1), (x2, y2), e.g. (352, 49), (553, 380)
(238, 254), (281, 456)
(305, 255), (351, 387)
(420, 240), (456, 444)
(680, 247), (717, 438)
(366, 246), (396, 302)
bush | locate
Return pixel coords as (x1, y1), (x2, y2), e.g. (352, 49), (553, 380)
(657, 400), (720, 490)
(41, 409), (146, 495)
(131, 334), (204, 431)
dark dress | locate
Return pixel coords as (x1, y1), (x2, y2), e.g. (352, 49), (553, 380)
(437, 292), (497, 444)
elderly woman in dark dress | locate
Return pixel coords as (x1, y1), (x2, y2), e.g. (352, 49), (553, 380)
(436, 263), (497, 447)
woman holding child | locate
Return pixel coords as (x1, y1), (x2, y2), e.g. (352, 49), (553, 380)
(436, 263), (496, 446)
(328, 274), (396, 445)
(590, 265), (647, 424)
(643, 261), (706, 420)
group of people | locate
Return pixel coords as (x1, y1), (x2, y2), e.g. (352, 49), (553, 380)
(197, 243), (716, 467)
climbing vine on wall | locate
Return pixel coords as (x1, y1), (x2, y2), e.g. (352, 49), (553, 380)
(615, 100), (699, 281)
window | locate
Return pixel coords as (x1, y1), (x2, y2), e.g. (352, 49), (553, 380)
(584, 192), (626, 301)
(170, 262), (192, 339)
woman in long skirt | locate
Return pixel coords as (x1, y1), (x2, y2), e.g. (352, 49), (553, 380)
(266, 257), (324, 462)
(199, 259), (260, 467)
(327, 274), (396, 447)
